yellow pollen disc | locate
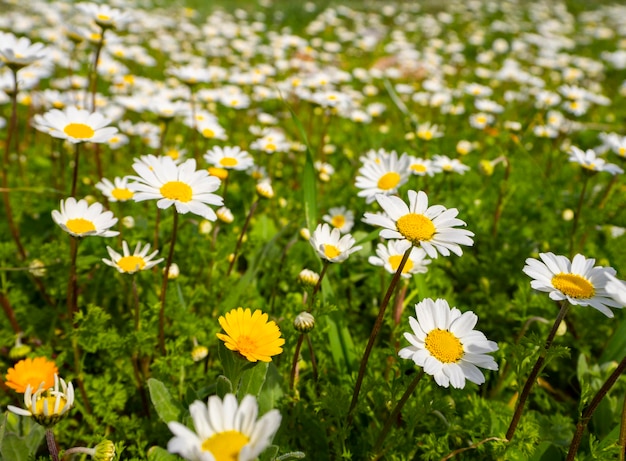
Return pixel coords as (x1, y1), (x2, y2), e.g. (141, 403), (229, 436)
(419, 131), (433, 141)
(619, 147), (626, 156)
(97, 14), (111, 21)
(324, 244), (341, 259)
(160, 181), (193, 202)
(166, 149), (180, 160)
(389, 254), (414, 273)
(234, 335), (257, 357)
(35, 395), (67, 416)
(219, 157), (238, 167)
(377, 172), (401, 190)
(265, 143), (277, 152)
(201, 430), (249, 461)
(202, 128), (215, 138)
(331, 215), (346, 229)
(123, 75), (135, 84)
(63, 123), (95, 139)
(111, 187), (133, 200)
(411, 164), (426, 173)
(551, 273), (595, 299)
(208, 167), (229, 180)
(396, 213), (435, 243)
(65, 218), (96, 235)
(117, 255), (146, 272)
(52, 101), (64, 109)
(425, 329), (464, 363)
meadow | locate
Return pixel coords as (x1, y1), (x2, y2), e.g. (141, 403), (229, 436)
(1, 0), (626, 460)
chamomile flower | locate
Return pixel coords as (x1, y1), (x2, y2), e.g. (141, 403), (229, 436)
(568, 146), (623, 175)
(355, 150), (411, 204)
(37, 106), (118, 144)
(76, 2), (130, 30)
(204, 146), (254, 171)
(8, 374), (74, 427)
(103, 241), (164, 274)
(408, 157), (440, 177)
(52, 197), (119, 238)
(432, 155), (470, 174)
(0, 33), (47, 70)
(167, 393), (281, 461)
(95, 176), (134, 202)
(5, 357), (58, 393)
(368, 240), (431, 278)
(129, 157), (223, 220)
(322, 206), (355, 233)
(363, 190), (474, 258)
(416, 122), (444, 141)
(217, 308), (284, 362)
(399, 298), (498, 389)
(309, 223), (362, 263)
(522, 252), (624, 318)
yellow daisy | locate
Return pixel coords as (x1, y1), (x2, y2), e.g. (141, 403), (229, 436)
(5, 357), (58, 393)
(217, 308), (284, 362)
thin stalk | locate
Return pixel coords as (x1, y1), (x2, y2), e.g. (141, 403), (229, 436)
(597, 174), (618, 210)
(67, 236), (79, 325)
(569, 174), (589, 257)
(506, 302), (571, 441)
(88, 30), (105, 178)
(158, 210), (179, 355)
(132, 276), (140, 331)
(621, 390), (626, 461)
(566, 354), (626, 461)
(305, 333), (318, 382)
(492, 156), (511, 238)
(157, 119), (170, 156)
(227, 199), (259, 276)
(0, 293), (21, 333)
(289, 334), (305, 390)
(310, 261), (329, 305)
(70, 143), (80, 197)
(189, 85), (199, 160)
(372, 370), (425, 457)
(348, 248), (412, 421)
(45, 429), (60, 461)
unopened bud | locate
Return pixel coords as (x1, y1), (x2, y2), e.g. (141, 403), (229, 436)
(294, 312), (315, 333)
(93, 440), (116, 461)
(191, 345), (208, 362)
(298, 269), (320, 287)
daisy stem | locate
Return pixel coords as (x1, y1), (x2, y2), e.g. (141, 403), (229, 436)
(566, 353), (626, 461)
(67, 236), (79, 325)
(290, 334), (305, 390)
(70, 143), (80, 197)
(189, 85), (199, 161)
(45, 428), (60, 461)
(505, 301), (570, 442)
(597, 174), (618, 210)
(158, 210), (179, 355)
(306, 333), (318, 382)
(620, 390), (626, 461)
(0, 293), (21, 333)
(372, 369), (424, 457)
(310, 261), (329, 305)
(90, 29), (106, 113)
(157, 119), (170, 156)
(62, 446), (94, 459)
(1, 68), (27, 260)
(132, 276), (140, 331)
(348, 248), (411, 422)
(569, 174), (589, 257)
(227, 199), (259, 276)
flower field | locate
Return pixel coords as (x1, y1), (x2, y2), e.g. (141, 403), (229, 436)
(1, 0), (626, 460)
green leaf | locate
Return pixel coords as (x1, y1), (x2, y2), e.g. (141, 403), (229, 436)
(0, 433), (31, 461)
(259, 445), (280, 461)
(600, 317), (626, 363)
(238, 361), (269, 398)
(258, 363), (284, 416)
(147, 446), (180, 461)
(324, 311), (357, 373)
(147, 378), (184, 424)
(276, 452), (307, 460)
(216, 375), (233, 399)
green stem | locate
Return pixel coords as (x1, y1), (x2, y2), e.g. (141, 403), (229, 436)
(569, 174), (589, 257)
(227, 199), (259, 276)
(158, 210), (179, 355)
(620, 389), (626, 461)
(348, 248), (412, 421)
(566, 354), (626, 461)
(70, 143), (80, 198)
(67, 236), (79, 326)
(506, 302), (570, 441)
(45, 429), (60, 461)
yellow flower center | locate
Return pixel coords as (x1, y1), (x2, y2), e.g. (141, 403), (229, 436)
(97, 14), (111, 21)
(65, 218), (96, 235)
(388, 255), (414, 273)
(160, 181), (192, 202)
(35, 395), (67, 416)
(202, 128), (215, 138)
(201, 430), (249, 461)
(411, 164), (427, 173)
(64, 123), (95, 139)
(208, 167), (229, 180)
(619, 147), (626, 157)
(234, 335), (257, 357)
(331, 215), (346, 229)
(425, 329), (464, 363)
(117, 255), (146, 273)
(219, 157), (238, 167)
(551, 273), (595, 299)
(324, 244), (341, 259)
(166, 148), (180, 160)
(265, 142), (277, 152)
(396, 213), (435, 243)
(111, 187), (133, 201)
(419, 130), (433, 141)
(377, 172), (401, 190)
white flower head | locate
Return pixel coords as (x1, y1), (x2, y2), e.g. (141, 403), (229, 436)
(37, 106), (118, 144)
(309, 223), (362, 263)
(52, 197), (119, 238)
(103, 241), (164, 274)
(368, 240), (431, 278)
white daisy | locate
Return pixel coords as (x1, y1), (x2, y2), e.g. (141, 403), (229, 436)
(52, 197), (119, 238)
(605, 272), (626, 305)
(204, 146), (254, 171)
(368, 240), (431, 278)
(8, 374), (75, 427)
(309, 223), (362, 263)
(399, 298), (499, 389)
(0, 32), (47, 70)
(95, 176), (134, 202)
(76, 2), (130, 30)
(36, 106), (118, 144)
(355, 150), (411, 204)
(363, 190), (474, 258)
(432, 155), (470, 175)
(103, 241), (164, 274)
(167, 393), (281, 461)
(128, 157), (223, 221)
(568, 146), (623, 175)
(322, 206), (355, 233)
(522, 252), (624, 318)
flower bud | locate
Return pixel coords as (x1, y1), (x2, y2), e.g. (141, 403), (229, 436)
(191, 345), (209, 362)
(294, 312), (315, 333)
(93, 440), (116, 461)
(298, 269), (320, 287)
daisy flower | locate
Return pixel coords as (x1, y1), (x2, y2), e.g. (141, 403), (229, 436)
(398, 298), (499, 389)
(76, 2), (130, 30)
(408, 157), (440, 177)
(167, 393), (281, 461)
(8, 374), (74, 427)
(128, 156), (223, 220)
(416, 122), (444, 141)
(522, 252), (624, 318)
(322, 206), (355, 233)
(368, 240), (431, 278)
(432, 155), (470, 174)
(0, 32), (47, 70)
(605, 272), (626, 305)
(36, 106), (118, 144)
(52, 197), (119, 238)
(204, 146), (254, 171)
(568, 146), (623, 175)
(363, 190), (474, 258)
(95, 176), (134, 202)
(309, 223), (362, 263)
(355, 150), (411, 204)
(5, 357), (58, 393)
(216, 308), (285, 362)
(103, 241), (164, 274)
